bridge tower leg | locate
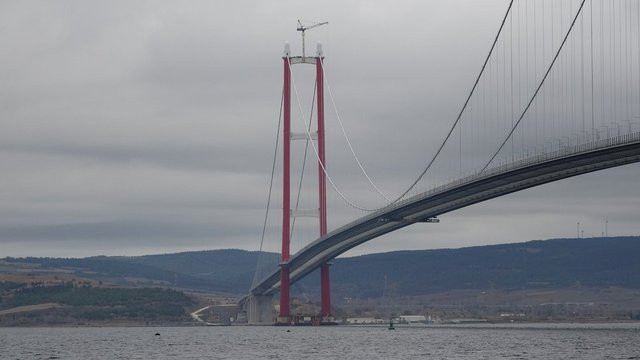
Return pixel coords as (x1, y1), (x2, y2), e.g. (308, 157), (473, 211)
(278, 44), (292, 324)
(316, 49), (332, 321)
(277, 43), (333, 325)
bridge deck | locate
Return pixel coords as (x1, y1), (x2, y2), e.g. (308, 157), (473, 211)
(250, 132), (640, 296)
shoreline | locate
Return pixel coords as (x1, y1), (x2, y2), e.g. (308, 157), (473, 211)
(2, 320), (640, 328)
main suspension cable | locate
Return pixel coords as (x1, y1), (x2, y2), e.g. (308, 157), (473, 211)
(391, 0), (515, 202)
(252, 87), (283, 289)
(287, 57), (378, 212)
(481, 0), (587, 172)
(290, 80), (316, 241)
(318, 58), (393, 203)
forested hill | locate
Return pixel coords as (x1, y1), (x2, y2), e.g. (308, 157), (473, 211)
(2, 236), (639, 298)
(320, 236), (640, 298)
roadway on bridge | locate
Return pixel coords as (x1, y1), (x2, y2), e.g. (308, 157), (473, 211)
(251, 133), (640, 296)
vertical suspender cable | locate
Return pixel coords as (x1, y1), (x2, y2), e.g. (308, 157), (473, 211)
(518, 0), (523, 154)
(510, 4), (514, 161)
(522, 0), (529, 151)
(581, 0), (585, 138)
(392, 0), (515, 202)
(612, 0), (615, 129)
(481, 0), (587, 172)
(601, 0), (605, 133)
(532, 1), (539, 148)
(625, 0), (630, 125)
(589, 0), (595, 141)
(544, 0), (547, 144)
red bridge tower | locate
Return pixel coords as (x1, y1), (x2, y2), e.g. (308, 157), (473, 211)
(279, 39), (332, 324)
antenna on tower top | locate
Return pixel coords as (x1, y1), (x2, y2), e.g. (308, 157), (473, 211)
(297, 20), (328, 58)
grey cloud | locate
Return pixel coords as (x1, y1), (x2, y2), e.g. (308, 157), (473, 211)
(0, 0), (638, 257)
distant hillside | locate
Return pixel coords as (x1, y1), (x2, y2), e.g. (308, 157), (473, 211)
(4, 256), (235, 293)
(320, 236), (640, 299)
(122, 249), (279, 293)
(0, 281), (193, 326)
(0, 250), (280, 295)
(1, 236), (639, 298)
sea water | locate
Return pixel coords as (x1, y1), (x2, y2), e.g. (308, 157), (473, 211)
(1, 323), (639, 359)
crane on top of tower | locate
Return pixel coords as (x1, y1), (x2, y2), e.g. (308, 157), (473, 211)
(297, 20), (328, 58)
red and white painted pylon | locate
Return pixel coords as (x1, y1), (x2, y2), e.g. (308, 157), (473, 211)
(279, 42), (332, 324)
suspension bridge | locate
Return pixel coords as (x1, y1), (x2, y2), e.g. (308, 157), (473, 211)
(243, 0), (640, 324)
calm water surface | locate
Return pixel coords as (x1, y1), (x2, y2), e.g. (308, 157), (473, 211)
(1, 323), (639, 359)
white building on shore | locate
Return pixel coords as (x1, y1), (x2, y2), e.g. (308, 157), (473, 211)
(398, 315), (427, 324)
(345, 317), (387, 324)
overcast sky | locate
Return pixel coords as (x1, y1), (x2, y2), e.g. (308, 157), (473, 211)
(1, 0), (638, 258)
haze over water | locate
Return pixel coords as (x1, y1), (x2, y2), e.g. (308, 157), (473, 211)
(2, 323), (639, 359)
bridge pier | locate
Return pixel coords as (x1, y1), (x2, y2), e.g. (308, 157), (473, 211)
(247, 294), (274, 324)
(320, 262), (331, 317)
